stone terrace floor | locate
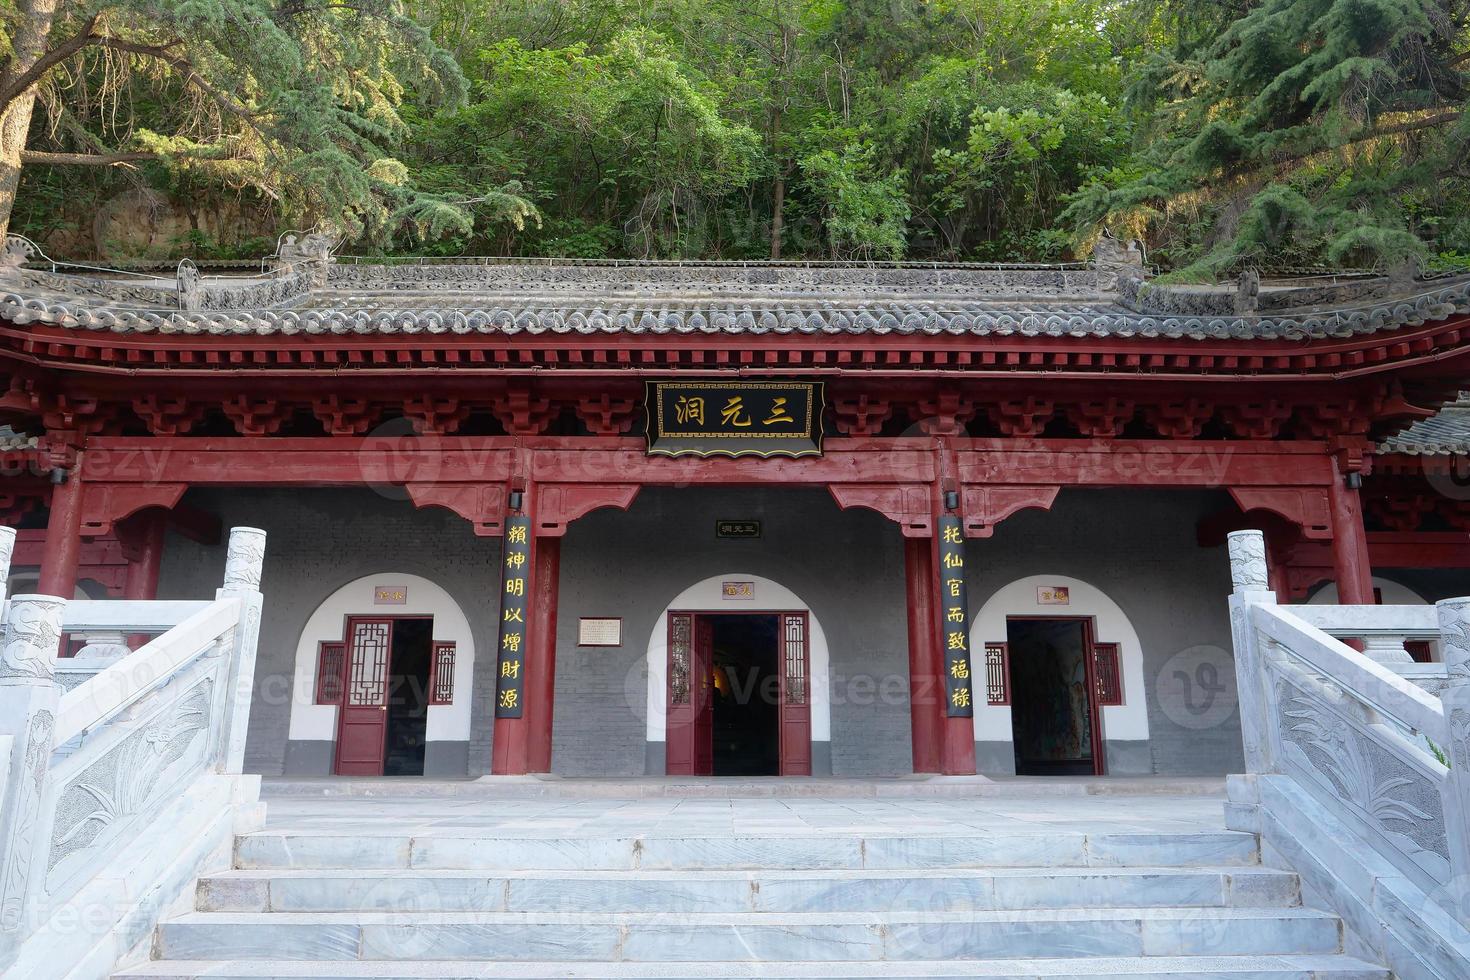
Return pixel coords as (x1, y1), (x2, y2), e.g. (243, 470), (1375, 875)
(257, 778), (1229, 838)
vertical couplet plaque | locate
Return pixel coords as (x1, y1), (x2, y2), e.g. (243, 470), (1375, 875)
(494, 516), (531, 718)
(937, 515), (974, 717)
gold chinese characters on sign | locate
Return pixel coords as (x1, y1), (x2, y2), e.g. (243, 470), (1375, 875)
(494, 516), (531, 718)
(937, 515), (975, 717)
(646, 381), (824, 458)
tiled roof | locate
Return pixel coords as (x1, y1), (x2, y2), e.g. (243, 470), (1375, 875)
(3, 244), (1470, 341)
(1380, 394), (1470, 456)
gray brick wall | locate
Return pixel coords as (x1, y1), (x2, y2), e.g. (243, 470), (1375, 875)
(552, 487), (911, 776)
(968, 489), (1244, 776)
(157, 488), (501, 776)
(156, 483), (1255, 779)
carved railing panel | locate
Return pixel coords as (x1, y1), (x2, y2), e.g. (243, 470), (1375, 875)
(0, 526), (266, 975)
(1226, 529), (1470, 928)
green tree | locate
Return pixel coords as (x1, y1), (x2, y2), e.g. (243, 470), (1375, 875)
(1067, 0), (1470, 274)
(0, 0), (534, 243)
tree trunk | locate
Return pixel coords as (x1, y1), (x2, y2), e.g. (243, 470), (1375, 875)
(769, 169), (785, 260)
(0, 0), (62, 239)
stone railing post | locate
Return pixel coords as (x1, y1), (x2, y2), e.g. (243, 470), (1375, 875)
(1436, 596), (1470, 913)
(215, 527), (265, 775)
(0, 595), (66, 965)
(0, 526), (16, 606)
(1228, 530), (1277, 772)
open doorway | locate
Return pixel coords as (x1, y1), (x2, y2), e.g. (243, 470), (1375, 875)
(384, 617), (433, 776)
(1007, 617), (1104, 776)
(708, 614), (781, 776)
(665, 609), (811, 776)
(334, 615), (434, 776)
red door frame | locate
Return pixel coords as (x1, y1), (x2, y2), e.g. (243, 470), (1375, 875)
(666, 609), (812, 777)
(332, 613), (434, 776)
(1005, 615), (1107, 777)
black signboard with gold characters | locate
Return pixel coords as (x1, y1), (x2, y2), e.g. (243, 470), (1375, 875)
(646, 381), (824, 458)
(937, 515), (975, 717)
(494, 516), (531, 718)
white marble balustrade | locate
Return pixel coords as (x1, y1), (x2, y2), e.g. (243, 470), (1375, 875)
(0, 525), (267, 980)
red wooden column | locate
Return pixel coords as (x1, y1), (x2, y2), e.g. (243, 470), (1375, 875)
(38, 459), (84, 598)
(525, 535), (561, 773)
(904, 537), (943, 773)
(122, 513), (166, 599)
(1328, 474), (1374, 605)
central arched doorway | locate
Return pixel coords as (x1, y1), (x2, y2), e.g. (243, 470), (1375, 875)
(646, 574), (830, 776)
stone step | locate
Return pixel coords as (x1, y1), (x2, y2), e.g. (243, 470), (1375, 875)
(234, 831), (1260, 871)
(198, 866), (1301, 913)
(114, 954), (1390, 979)
(153, 908), (1342, 962)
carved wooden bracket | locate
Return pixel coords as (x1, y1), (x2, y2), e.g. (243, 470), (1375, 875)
(1227, 487), (1333, 540)
(311, 396), (378, 435)
(1366, 494), (1436, 533)
(79, 483), (188, 537)
(1145, 399), (1214, 439)
(1438, 499), (1470, 532)
(1294, 401), (1372, 440)
(221, 396), (292, 436)
(132, 395), (205, 436)
(986, 398), (1054, 438)
(39, 393), (116, 436)
(406, 483), (507, 537)
(403, 396), (472, 435)
(1284, 564), (1332, 602)
(960, 485), (1061, 537)
(1220, 401), (1292, 439)
(0, 492), (40, 526)
(533, 483), (641, 537)
(1067, 399), (1134, 437)
(493, 387), (557, 435)
(575, 395), (639, 436)
(830, 396), (893, 436)
(914, 391), (976, 436)
(828, 484), (933, 538)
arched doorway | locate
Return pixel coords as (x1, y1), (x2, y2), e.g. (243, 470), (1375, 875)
(645, 574), (831, 776)
(286, 573), (475, 777)
(969, 575), (1151, 776)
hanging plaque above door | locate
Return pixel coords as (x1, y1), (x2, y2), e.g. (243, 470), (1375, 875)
(645, 380), (825, 458)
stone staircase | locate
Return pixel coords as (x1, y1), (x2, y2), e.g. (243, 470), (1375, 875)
(115, 813), (1385, 979)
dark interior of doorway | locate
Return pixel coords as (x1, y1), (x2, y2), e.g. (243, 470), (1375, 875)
(709, 614), (780, 776)
(385, 616), (433, 776)
(1007, 617), (1098, 776)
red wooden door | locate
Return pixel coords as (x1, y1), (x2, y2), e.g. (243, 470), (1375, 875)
(334, 618), (393, 776)
(778, 612), (812, 775)
(665, 612), (714, 776)
(692, 617), (714, 776)
(1079, 620), (1107, 776)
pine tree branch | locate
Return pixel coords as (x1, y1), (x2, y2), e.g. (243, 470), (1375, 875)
(19, 150), (158, 165)
(94, 39), (258, 121)
(0, 15), (101, 115)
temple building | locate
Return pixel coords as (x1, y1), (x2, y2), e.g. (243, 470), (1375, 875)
(0, 233), (1466, 781)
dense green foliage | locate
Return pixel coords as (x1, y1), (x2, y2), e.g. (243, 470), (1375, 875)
(9, 0), (1470, 272)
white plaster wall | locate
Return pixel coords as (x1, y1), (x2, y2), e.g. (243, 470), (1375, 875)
(969, 574), (1150, 744)
(644, 573), (831, 744)
(1306, 576), (1429, 605)
(287, 573), (476, 744)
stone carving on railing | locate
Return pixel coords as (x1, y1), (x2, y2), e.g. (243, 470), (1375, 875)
(0, 595), (65, 954)
(1226, 534), (1470, 972)
(0, 528), (266, 976)
(1228, 529), (1270, 593)
(48, 679), (212, 874)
